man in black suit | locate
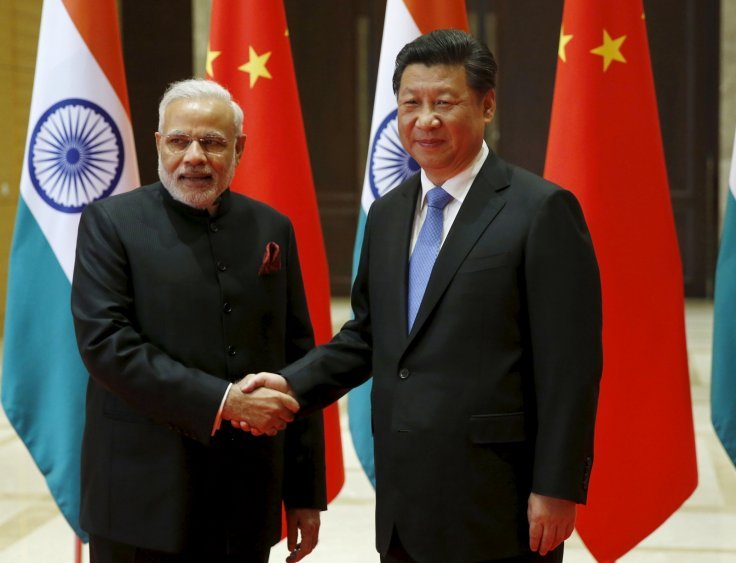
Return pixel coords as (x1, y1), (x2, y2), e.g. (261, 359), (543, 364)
(243, 30), (602, 563)
(71, 78), (326, 563)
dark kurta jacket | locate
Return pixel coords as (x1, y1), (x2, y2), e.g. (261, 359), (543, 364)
(72, 183), (326, 553)
(282, 153), (602, 563)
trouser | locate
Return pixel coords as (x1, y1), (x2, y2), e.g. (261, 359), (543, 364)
(89, 534), (270, 563)
(379, 526), (564, 563)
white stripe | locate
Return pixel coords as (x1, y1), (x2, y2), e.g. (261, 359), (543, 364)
(20, 0), (138, 282)
(360, 0), (420, 213)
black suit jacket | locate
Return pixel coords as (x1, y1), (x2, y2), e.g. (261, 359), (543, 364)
(71, 183), (326, 554)
(282, 153), (602, 562)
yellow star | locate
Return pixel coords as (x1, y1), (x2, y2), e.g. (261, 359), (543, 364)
(238, 46), (273, 88)
(205, 43), (221, 78)
(590, 29), (627, 71)
(285, 28), (289, 37)
(558, 24), (573, 62)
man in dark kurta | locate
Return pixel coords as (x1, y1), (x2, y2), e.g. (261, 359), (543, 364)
(71, 78), (326, 563)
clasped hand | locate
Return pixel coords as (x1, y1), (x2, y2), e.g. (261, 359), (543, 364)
(221, 372), (296, 436)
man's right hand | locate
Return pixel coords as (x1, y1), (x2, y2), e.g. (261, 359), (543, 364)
(222, 377), (299, 436)
(235, 372), (296, 436)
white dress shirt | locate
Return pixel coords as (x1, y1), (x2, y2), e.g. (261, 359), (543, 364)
(410, 141), (490, 255)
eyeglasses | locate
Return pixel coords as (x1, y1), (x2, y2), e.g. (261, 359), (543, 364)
(162, 134), (231, 155)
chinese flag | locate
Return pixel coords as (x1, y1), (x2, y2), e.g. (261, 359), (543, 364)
(206, 0), (344, 502)
(544, 1), (697, 561)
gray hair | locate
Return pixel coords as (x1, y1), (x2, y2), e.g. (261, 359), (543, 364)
(158, 78), (244, 133)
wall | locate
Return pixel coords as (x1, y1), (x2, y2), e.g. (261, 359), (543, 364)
(721, 0), (736, 218)
(0, 0), (42, 337)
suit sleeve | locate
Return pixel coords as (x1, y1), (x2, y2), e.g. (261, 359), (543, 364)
(71, 203), (228, 445)
(281, 208), (375, 413)
(281, 224), (327, 510)
(524, 189), (602, 503)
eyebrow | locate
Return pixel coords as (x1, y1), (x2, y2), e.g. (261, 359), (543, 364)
(164, 129), (227, 137)
(400, 86), (457, 95)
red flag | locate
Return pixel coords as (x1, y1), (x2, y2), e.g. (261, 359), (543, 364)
(544, 1), (697, 561)
(206, 0), (344, 502)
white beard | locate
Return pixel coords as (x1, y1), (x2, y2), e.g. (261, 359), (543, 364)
(158, 159), (236, 210)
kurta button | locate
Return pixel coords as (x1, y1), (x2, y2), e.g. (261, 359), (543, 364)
(227, 345), (236, 356)
(223, 302), (232, 314)
(217, 261), (227, 272)
(399, 368), (410, 379)
(209, 222), (220, 233)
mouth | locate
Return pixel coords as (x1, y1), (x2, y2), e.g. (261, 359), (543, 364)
(179, 171), (213, 185)
(415, 138), (444, 149)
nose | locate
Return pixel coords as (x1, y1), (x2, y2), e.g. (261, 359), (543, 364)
(416, 107), (440, 130)
(182, 139), (207, 163)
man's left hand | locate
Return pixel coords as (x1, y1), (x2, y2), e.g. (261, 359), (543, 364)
(285, 508), (321, 562)
(527, 492), (576, 556)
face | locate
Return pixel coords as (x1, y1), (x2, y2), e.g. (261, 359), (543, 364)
(155, 97), (245, 212)
(397, 64), (495, 186)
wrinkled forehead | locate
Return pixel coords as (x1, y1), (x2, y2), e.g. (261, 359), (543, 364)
(161, 97), (236, 135)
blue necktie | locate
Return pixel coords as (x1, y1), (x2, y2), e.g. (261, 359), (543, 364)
(408, 187), (454, 331)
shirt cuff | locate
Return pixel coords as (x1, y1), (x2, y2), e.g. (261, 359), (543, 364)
(211, 382), (233, 436)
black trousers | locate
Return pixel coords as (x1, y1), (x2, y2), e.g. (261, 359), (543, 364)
(379, 527), (564, 563)
(89, 535), (270, 563)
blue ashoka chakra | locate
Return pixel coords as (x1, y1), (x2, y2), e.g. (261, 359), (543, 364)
(28, 98), (124, 213)
(368, 109), (419, 199)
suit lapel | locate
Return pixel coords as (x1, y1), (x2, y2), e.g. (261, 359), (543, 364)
(406, 154), (510, 345)
(382, 176), (421, 340)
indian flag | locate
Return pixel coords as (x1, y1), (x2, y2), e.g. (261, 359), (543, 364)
(348, 0), (468, 486)
(1, 0), (138, 539)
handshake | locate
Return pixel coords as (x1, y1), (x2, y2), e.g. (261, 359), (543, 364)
(221, 372), (298, 436)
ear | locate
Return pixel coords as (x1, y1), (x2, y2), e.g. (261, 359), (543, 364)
(154, 131), (163, 155)
(483, 90), (496, 124)
(234, 134), (247, 163)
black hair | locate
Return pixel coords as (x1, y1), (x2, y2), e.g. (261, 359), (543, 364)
(392, 28), (497, 97)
